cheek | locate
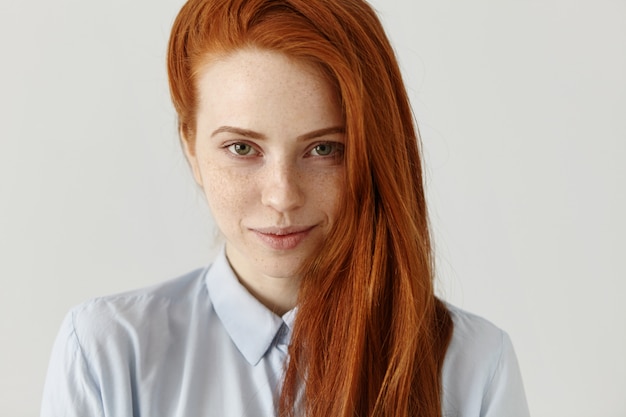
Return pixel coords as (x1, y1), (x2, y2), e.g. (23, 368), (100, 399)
(307, 170), (344, 221)
(200, 167), (254, 223)
(328, 183), (343, 221)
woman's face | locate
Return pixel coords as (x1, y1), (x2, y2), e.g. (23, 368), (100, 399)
(184, 48), (345, 284)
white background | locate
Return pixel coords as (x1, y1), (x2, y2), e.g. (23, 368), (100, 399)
(1, 0), (624, 415)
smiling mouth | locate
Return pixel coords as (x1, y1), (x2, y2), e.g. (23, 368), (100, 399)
(251, 226), (315, 250)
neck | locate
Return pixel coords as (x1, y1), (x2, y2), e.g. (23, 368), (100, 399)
(225, 248), (300, 316)
(237, 274), (298, 316)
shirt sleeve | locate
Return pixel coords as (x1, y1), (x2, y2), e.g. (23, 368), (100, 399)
(40, 310), (104, 417)
(480, 332), (530, 417)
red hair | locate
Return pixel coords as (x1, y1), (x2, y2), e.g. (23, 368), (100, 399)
(167, 1), (452, 416)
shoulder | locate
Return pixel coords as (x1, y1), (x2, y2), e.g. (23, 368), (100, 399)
(42, 267), (214, 416)
(74, 267), (207, 313)
(67, 267), (210, 357)
(444, 302), (510, 379)
(442, 303), (529, 417)
(446, 303), (507, 359)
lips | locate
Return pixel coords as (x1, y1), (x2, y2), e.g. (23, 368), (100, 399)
(251, 226), (315, 250)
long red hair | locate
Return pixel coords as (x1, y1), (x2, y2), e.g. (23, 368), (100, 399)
(167, 1), (453, 416)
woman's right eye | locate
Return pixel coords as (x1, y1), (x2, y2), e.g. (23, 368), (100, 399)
(226, 142), (258, 156)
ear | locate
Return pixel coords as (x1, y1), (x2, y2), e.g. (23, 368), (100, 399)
(180, 125), (204, 187)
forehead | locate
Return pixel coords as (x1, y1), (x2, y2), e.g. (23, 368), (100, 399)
(193, 48), (342, 132)
(196, 48), (332, 96)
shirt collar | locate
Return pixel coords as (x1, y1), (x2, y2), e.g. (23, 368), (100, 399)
(205, 247), (293, 365)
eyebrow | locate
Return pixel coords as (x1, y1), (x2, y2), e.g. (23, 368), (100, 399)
(210, 126), (345, 141)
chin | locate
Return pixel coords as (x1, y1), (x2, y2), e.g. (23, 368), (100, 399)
(255, 257), (304, 280)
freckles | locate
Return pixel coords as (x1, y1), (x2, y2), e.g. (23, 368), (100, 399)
(305, 170), (343, 212)
(203, 167), (253, 217)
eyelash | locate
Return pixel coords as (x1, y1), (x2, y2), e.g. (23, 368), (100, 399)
(307, 142), (344, 158)
(225, 142), (259, 157)
(223, 141), (345, 159)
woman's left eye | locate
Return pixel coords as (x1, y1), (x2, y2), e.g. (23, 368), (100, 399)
(309, 142), (344, 157)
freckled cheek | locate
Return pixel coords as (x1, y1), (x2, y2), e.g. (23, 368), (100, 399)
(304, 170), (344, 222)
(201, 168), (256, 227)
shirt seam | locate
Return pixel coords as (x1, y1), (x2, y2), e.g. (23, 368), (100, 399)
(482, 329), (505, 404)
(70, 309), (106, 417)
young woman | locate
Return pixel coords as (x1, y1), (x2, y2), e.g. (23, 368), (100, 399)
(42, 0), (530, 416)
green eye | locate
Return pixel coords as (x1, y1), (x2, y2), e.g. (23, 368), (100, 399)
(312, 143), (343, 156)
(314, 143), (333, 156)
(228, 143), (254, 156)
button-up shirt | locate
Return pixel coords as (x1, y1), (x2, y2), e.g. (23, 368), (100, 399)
(41, 249), (529, 416)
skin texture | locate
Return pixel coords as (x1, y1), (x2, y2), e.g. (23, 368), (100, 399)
(183, 48), (345, 315)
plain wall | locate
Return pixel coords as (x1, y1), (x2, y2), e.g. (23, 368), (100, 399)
(1, 0), (624, 415)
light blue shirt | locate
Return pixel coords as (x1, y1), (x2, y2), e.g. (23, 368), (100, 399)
(41, 250), (530, 417)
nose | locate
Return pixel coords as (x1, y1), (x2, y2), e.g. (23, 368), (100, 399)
(260, 161), (304, 213)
